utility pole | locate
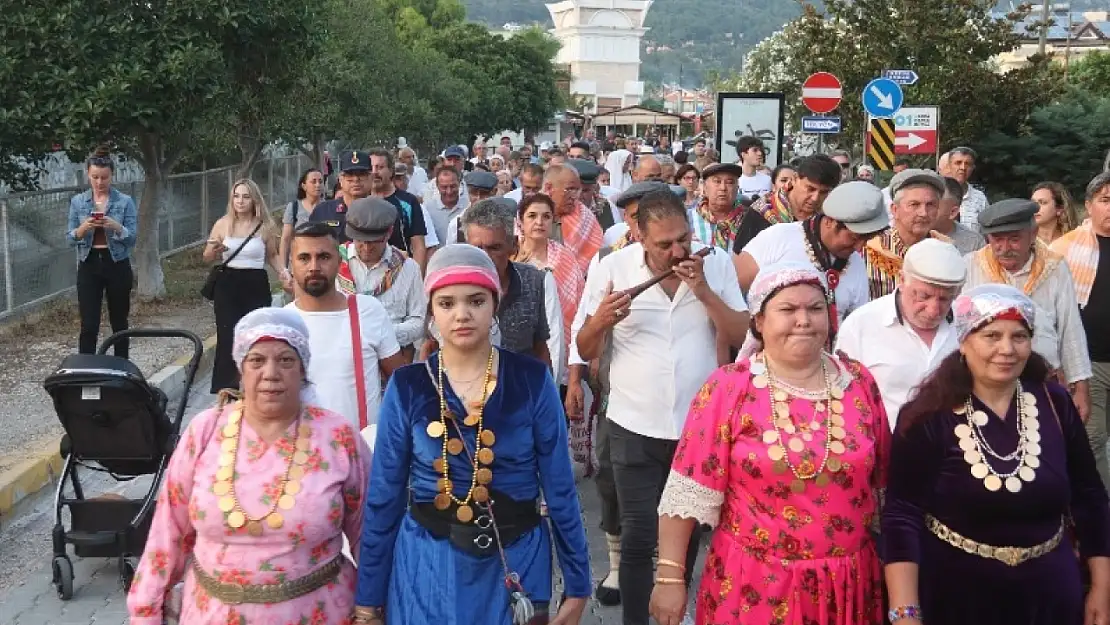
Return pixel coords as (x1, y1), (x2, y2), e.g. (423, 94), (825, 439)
(1038, 1), (1050, 55)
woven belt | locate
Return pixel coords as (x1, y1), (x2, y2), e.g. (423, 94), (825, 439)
(192, 555), (343, 605)
(926, 514), (1063, 567)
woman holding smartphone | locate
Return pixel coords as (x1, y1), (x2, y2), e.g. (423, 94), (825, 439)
(66, 145), (138, 358)
(203, 179), (286, 394)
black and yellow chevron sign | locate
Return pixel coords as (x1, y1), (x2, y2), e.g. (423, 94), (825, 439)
(868, 119), (896, 171)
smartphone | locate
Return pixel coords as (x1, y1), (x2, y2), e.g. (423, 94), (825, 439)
(91, 211), (105, 220)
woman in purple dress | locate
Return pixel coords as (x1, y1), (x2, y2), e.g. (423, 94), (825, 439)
(882, 284), (1110, 625)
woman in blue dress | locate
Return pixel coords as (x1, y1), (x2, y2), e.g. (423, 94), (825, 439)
(354, 243), (591, 625)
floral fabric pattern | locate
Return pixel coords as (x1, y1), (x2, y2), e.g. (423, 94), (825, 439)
(127, 403), (371, 625)
(662, 355), (890, 625)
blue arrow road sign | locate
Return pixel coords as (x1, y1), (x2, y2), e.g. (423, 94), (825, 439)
(801, 116), (842, 134)
(862, 78), (904, 118)
(882, 69), (920, 85)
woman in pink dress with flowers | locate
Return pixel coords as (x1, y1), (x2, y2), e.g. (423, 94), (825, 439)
(127, 307), (371, 625)
(651, 262), (890, 625)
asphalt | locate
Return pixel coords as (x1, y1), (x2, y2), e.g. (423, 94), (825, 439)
(0, 370), (701, 624)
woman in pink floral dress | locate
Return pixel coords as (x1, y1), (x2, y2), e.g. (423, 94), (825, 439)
(127, 307), (371, 625)
(651, 262), (890, 625)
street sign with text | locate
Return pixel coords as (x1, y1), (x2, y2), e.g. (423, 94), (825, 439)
(882, 69), (920, 86)
(801, 116), (842, 133)
(867, 106), (939, 155)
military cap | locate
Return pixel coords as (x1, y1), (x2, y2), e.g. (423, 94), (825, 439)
(339, 150), (370, 173)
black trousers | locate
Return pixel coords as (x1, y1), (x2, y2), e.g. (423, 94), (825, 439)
(77, 249), (133, 358)
(610, 421), (701, 625)
(594, 408), (621, 536)
(211, 268), (270, 393)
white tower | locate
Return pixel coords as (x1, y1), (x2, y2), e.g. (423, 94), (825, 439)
(546, 0), (652, 112)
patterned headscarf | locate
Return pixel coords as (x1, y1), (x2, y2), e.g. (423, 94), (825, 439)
(953, 284), (1036, 343)
(232, 307), (311, 371)
(737, 262), (828, 361)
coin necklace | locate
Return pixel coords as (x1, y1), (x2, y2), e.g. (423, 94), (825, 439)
(757, 355), (845, 494)
(955, 381), (1040, 494)
(214, 402), (311, 536)
(428, 349), (496, 524)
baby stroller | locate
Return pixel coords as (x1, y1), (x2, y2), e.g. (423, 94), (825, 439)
(42, 329), (203, 599)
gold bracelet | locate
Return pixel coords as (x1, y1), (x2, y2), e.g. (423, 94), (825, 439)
(656, 558), (687, 572)
(354, 606), (384, 619)
(655, 577), (686, 585)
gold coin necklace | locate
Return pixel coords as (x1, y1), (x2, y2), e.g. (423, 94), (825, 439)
(761, 356), (842, 494)
(214, 403), (310, 535)
(430, 349), (496, 523)
(954, 381), (1039, 494)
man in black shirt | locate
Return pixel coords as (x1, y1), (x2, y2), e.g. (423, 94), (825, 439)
(308, 150), (371, 242)
(368, 148), (428, 272)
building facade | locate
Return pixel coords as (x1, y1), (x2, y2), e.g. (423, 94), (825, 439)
(546, 0), (651, 113)
(994, 9), (1110, 73)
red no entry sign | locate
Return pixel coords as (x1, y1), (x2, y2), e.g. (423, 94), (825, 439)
(802, 72), (843, 114)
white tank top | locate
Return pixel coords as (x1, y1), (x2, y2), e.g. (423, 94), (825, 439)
(222, 236), (266, 269)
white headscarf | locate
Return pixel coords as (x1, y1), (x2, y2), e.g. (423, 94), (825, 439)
(232, 307), (319, 404)
(604, 149), (634, 192)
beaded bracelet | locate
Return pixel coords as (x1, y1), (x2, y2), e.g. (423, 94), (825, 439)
(888, 605), (923, 622)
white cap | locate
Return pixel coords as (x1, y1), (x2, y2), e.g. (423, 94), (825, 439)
(539, 141), (553, 151)
(903, 239), (967, 288)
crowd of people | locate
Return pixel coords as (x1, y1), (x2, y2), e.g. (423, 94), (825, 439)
(63, 133), (1110, 625)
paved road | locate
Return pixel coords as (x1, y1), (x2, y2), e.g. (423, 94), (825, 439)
(0, 372), (699, 624)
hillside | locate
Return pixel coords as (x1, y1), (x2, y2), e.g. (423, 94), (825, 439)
(460, 0), (802, 87)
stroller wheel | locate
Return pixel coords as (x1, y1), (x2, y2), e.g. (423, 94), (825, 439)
(52, 556), (74, 600)
(120, 555), (139, 591)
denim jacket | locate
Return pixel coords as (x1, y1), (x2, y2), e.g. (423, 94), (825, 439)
(66, 187), (138, 263)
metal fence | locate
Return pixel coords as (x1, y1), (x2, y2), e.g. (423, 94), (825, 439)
(0, 154), (312, 319)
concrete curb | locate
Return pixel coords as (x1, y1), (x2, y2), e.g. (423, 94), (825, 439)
(0, 333), (218, 516)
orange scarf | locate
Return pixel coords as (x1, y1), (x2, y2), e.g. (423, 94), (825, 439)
(974, 239), (1062, 296)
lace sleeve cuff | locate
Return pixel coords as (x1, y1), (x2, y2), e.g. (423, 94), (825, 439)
(657, 470), (725, 528)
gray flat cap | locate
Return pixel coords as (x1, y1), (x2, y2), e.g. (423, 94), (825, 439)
(568, 158), (601, 184)
(822, 181), (890, 234)
(346, 197), (398, 242)
(701, 162), (745, 179)
(614, 181), (673, 208)
(890, 168), (946, 198)
(978, 198), (1037, 235)
(463, 170), (498, 191)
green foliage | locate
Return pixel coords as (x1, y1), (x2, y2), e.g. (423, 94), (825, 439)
(731, 0), (1063, 157)
(976, 88), (1110, 200)
(1068, 51), (1110, 97)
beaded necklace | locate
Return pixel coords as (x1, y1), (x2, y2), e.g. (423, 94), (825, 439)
(428, 349), (497, 523)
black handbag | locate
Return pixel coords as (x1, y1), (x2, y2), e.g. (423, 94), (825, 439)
(201, 221), (263, 301)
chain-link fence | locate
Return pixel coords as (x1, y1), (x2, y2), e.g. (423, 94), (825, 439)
(0, 154), (312, 319)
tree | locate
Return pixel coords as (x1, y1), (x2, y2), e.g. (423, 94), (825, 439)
(728, 0), (1063, 156)
(976, 88), (1110, 199)
(0, 0), (321, 297)
(1069, 51), (1110, 97)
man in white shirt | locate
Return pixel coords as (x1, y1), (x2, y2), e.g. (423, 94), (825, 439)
(835, 239), (966, 429)
(949, 146), (988, 232)
(576, 189), (749, 625)
(285, 221), (406, 442)
(734, 136), (772, 201)
(397, 146), (428, 198)
(735, 181), (890, 336)
(339, 198), (427, 360)
(423, 145), (470, 207)
(424, 167), (466, 245)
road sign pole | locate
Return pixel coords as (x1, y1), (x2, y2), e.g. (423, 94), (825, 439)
(935, 106), (942, 166)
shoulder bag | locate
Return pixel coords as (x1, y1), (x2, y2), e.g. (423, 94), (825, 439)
(200, 221), (263, 301)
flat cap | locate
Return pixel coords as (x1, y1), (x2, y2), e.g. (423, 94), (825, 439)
(890, 168), (946, 197)
(903, 239), (967, 287)
(463, 170), (498, 191)
(568, 158), (601, 184)
(977, 198), (1037, 235)
(614, 181), (673, 208)
(339, 150), (370, 173)
(822, 181), (890, 234)
(345, 197), (397, 242)
(701, 162), (744, 179)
